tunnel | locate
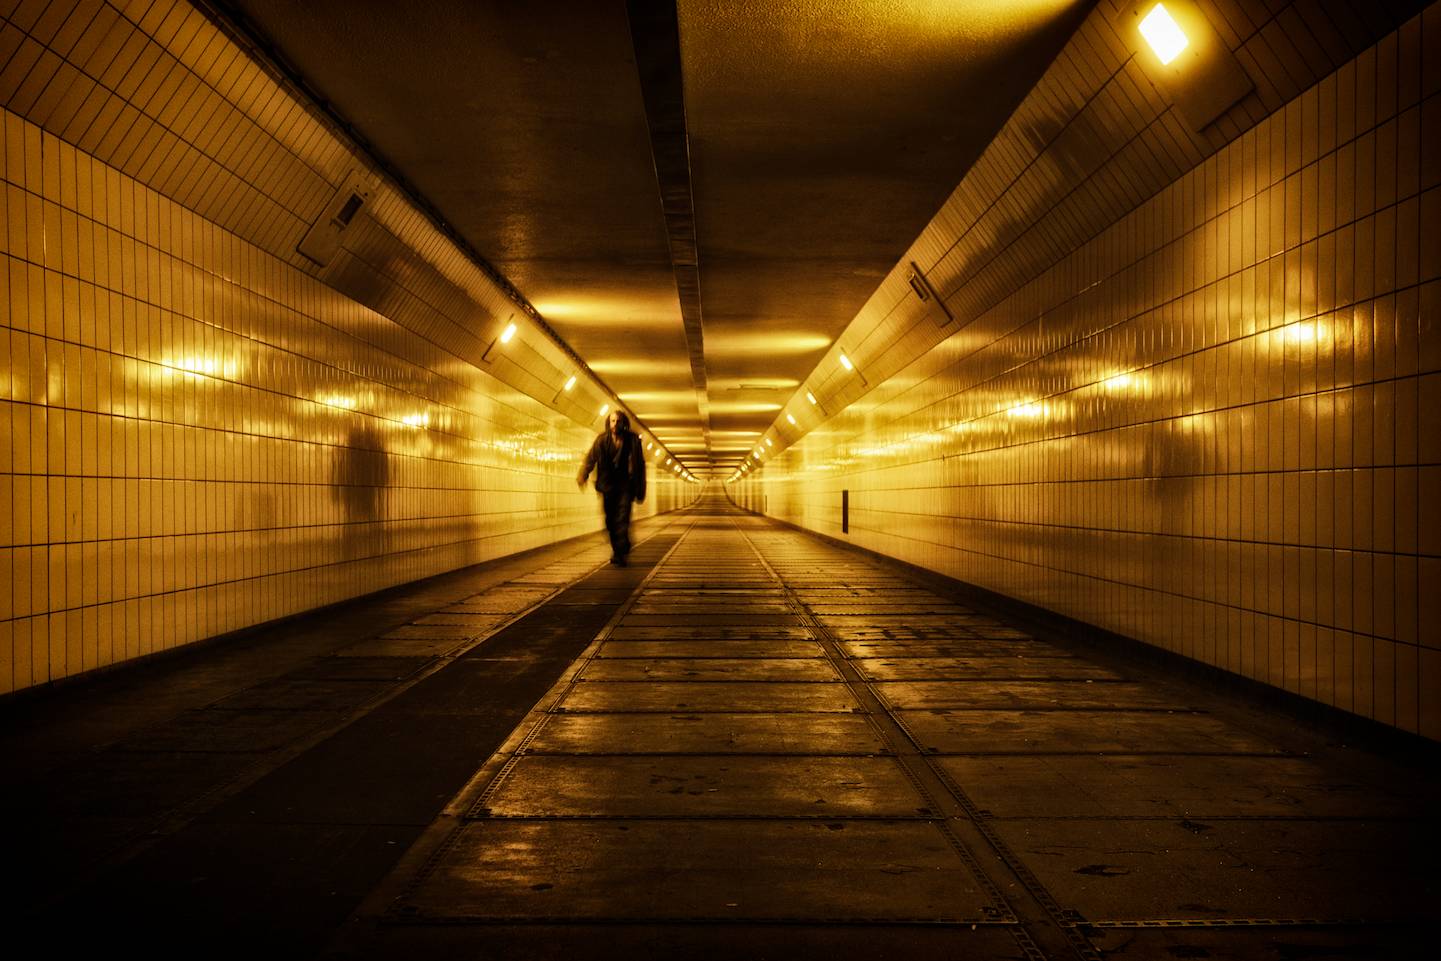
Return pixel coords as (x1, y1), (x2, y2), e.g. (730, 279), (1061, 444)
(1, 0), (1438, 957)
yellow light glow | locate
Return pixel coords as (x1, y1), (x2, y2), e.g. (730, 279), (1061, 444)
(764, 438), (773, 447)
(164, 355), (238, 380)
(839, 353), (854, 371)
(500, 322), (517, 344)
(600, 403), (610, 416)
(1280, 320), (1328, 343)
(786, 413), (797, 425)
(1102, 372), (1144, 393)
(563, 375), (576, 392)
(708, 400), (783, 414)
(704, 330), (833, 358)
(806, 391), (817, 405)
(1007, 402), (1045, 419)
(1139, 3), (1188, 65)
(401, 412), (430, 428)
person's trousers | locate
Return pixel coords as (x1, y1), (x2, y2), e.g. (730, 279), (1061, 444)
(602, 489), (633, 560)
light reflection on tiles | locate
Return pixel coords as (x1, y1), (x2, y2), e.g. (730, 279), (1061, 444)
(732, 9), (1438, 737)
(0, 1), (696, 693)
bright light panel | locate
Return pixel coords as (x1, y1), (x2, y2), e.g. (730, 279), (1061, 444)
(563, 375), (576, 392)
(839, 353), (854, 371)
(500, 323), (517, 343)
(806, 392), (817, 405)
(599, 403), (609, 416)
(786, 414), (796, 425)
(1139, 3), (1188, 65)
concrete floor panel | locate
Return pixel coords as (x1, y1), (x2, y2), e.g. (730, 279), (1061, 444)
(939, 755), (1428, 818)
(854, 656), (1124, 681)
(289, 655), (434, 679)
(874, 679), (1186, 711)
(595, 640), (827, 658)
(111, 707), (339, 754)
(992, 818), (1435, 923)
(608, 625), (816, 640)
(333, 636), (474, 657)
(346, 922), (1025, 961)
(578, 657), (842, 681)
(394, 819), (994, 922)
(620, 613), (806, 626)
(477, 755), (931, 817)
(897, 708), (1287, 755)
(210, 677), (395, 712)
(557, 681), (862, 713)
(523, 712), (891, 755)
(839, 639), (1059, 658)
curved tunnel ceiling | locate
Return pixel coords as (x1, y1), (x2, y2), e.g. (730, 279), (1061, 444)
(219, 0), (1095, 472)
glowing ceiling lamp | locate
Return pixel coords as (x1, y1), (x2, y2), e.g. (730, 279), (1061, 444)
(499, 322), (517, 344)
(806, 392), (817, 405)
(563, 375), (576, 392)
(599, 403), (609, 416)
(1138, 3), (1188, 65)
(838, 353), (854, 372)
(785, 413), (796, 426)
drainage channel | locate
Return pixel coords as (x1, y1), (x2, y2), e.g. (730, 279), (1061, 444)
(733, 520), (1098, 961)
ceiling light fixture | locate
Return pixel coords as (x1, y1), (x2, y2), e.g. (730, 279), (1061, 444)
(564, 375), (576, 391)
(600, 403), (609, 416)
(1126, 0), (1252, 130)
(1138, 3), (1188, 65)
(839, 353), (854, 372)
(806, 392), (817, 405)
(480, 315), (519, 362)
(785, 413), (797, 426)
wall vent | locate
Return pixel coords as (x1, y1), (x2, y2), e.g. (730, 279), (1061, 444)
(906, 261), (955, 327)
(298, 170), (375, 267)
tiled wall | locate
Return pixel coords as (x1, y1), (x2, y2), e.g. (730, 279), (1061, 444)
(0, 0), (695, 694)
(733, 2), (1439, 738)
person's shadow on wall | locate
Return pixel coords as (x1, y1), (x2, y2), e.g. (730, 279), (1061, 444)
(332, 423), (390, 562)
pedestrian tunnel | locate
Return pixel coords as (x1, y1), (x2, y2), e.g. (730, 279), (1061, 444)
(3, 0), (1439, 956)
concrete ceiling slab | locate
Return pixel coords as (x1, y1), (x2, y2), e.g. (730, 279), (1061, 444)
(222, 0), (1093, 472)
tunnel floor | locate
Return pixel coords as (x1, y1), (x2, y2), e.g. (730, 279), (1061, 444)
(5, 491), (1436, 960)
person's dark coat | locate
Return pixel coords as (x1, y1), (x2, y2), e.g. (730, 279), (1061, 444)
(578, 429), (646, 502)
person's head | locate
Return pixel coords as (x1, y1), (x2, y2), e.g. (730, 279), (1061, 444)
(607, 410), (630, 435)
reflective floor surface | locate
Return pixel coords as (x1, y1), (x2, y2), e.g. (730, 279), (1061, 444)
(5, 490), (1436, 960)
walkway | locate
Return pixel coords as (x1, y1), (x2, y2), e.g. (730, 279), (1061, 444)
(5, 490), (1435, 959)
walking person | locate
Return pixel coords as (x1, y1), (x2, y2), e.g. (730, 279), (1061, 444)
(577, 410), (647, 566)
